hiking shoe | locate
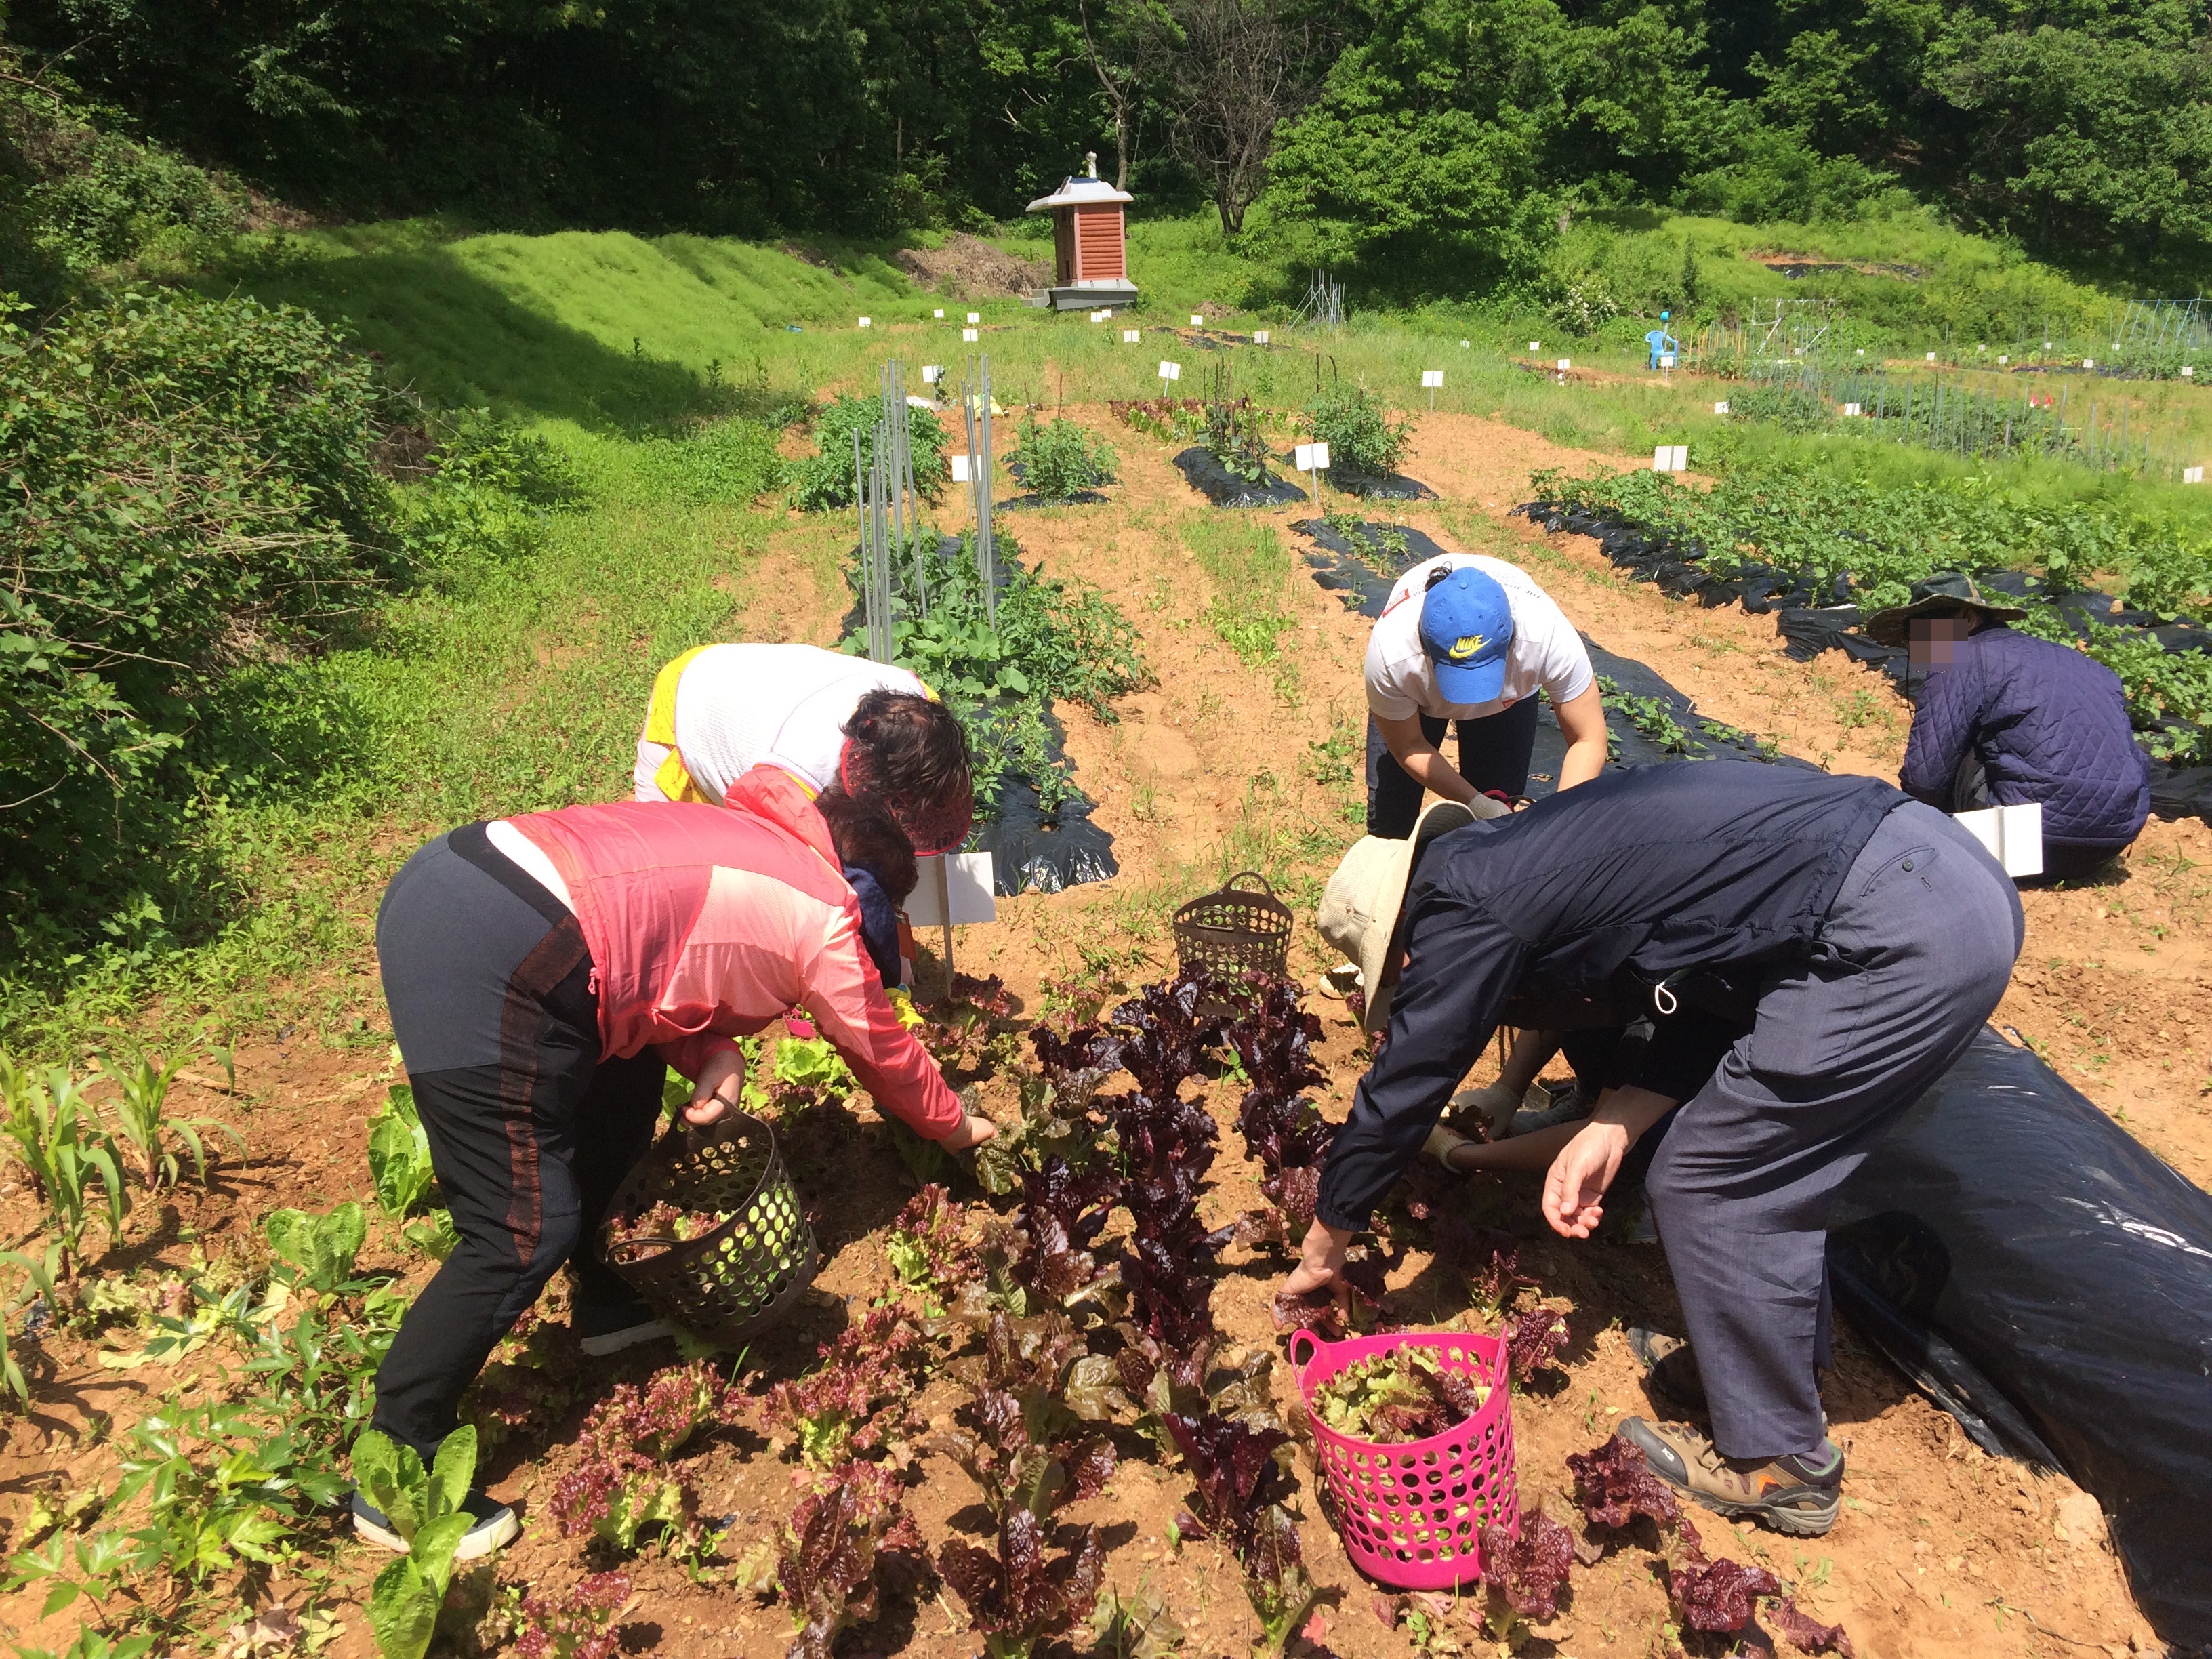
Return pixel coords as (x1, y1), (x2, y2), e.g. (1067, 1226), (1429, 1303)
(1618, 1417), (1843, 1537)
(352, 1489), (520, 1559)
(576, 1297), (673, 1357)
(1628, 1325), (1708, 1413)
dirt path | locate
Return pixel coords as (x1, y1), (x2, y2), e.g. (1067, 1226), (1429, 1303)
(1, 403), (2196, 1659)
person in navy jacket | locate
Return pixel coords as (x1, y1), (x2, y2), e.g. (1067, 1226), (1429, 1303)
(1281, 763), (2023, 1537)
(1870, 573), (2149, 880)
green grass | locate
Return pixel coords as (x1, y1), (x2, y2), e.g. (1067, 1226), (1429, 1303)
(200, 220), (928, 430)
(1180, 518), (1300, 668)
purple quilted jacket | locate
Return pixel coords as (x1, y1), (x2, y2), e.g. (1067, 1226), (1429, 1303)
(1898, 626), (2149, 851)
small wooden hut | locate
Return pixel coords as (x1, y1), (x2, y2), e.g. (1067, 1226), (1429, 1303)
(1025, 154), (1137, 312)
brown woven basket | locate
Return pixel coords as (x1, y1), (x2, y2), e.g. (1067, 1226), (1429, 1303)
(1173, 869), (1294, 981)
(602, 1113), (818, 1350)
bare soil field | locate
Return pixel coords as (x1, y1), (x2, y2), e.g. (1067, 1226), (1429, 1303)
(3, 403), (2200, 1659)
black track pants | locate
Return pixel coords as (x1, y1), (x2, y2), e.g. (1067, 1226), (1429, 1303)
(1365, 696), (1542, 838)
(371, 824), (665, 1461)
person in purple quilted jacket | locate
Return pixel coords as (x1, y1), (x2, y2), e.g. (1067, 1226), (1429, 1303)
(1869, 573), (2149, 880)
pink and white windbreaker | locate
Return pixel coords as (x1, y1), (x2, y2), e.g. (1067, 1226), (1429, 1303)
(509, 766), (964, 1139)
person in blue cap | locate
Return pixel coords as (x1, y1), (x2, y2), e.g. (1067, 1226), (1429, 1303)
(1361, 553), (1608, 838)
(1646, 312), (1680, 371)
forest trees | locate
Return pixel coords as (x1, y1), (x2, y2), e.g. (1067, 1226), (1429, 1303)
(6, 0), (2208, 278)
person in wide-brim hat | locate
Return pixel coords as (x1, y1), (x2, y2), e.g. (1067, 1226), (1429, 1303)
(1284, 760), (2025, 1540)
(1862, 571), (2026, 647)
(1864, 572), (2148, 879)
(1317, 796), (1494, 1027)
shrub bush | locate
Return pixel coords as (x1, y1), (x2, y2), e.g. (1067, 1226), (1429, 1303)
(0, 288), (410, 951)
(1302, 386), (1409, 478)
(790, 394), (948, 511)
(1012, 415), (1115, 501)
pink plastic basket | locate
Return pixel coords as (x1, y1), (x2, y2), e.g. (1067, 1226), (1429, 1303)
(1288, 1328), (1520, 1590)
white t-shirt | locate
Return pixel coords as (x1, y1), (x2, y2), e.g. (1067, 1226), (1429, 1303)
(1364, 554), (1593, 722)
(669, 644), (927, 803)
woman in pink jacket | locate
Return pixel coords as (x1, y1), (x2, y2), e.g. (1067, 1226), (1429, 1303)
(359, 765), (994, 1558)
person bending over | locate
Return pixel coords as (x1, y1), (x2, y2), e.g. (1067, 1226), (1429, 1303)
(1280, 762), (2022, 1536)
(1362, 553), (1609, 838)
(363, 765), (996, 1559)
(635, 642), (976, 857)
(1868, 573), (2148, 881)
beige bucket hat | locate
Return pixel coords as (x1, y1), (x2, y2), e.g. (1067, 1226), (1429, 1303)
(1319, 796), (1504, 1031)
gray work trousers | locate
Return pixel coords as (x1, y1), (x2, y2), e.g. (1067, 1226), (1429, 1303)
(1645, 801), (2024, 1460)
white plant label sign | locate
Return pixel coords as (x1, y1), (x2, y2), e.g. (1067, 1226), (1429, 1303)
(1556, 358), (1571, 371)
(967, 312), (981, 324)
(922, 365), (943, 384)
(1714, 400), (1731, 415)
(1926, 352), (1937, 361)
(1254, 330), (1269, 344)
(1159, 361), (1181, 382)
(1294, 442), (1330, 471)
(1420, 369), (1443, 388)
(1652, 445), (1687, 473)
(2186, 466), (2206, 484)
(1122, 329), (1140, 343)
(1191, 314), (1205, 326)
(1954, 803), (2043, 878)
(2183, 366), (2195, 377)
(950, 454), (973, 483)
(858, 316), (872, 328)
(905, 853), (997, 926)
(1528, 340), (1540, 351)
(963, 328), (981, 343)
(2083, 358), (2096, 369)
(1843, 402), (1862, 416)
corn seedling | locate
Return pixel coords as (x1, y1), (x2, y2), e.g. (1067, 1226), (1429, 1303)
(0, 1057), (130, 1282)
(97, 1050), (243, 1190)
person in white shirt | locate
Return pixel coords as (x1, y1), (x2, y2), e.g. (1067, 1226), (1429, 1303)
(1363, 552), (1608, 836)
(634, 642), (975, 855)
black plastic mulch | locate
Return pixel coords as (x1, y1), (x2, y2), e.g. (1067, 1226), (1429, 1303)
(1832, 1027), (2212, 1645)
(1290, 518), (1809, 782)
(1173, 446), (1309, 508)
(1520, 501), (2212, 823)
(996, 491), (1111, 511)
(837, 534), (1118, 895)
(1322, 466), (1437, 501)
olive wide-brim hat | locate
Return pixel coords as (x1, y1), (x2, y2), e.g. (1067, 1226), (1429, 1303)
(1318, 796), (1507, 1033)
(1863, 572), (2028, 647)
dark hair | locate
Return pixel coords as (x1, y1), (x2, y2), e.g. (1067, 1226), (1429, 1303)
(813, 785), (918, 904)
(844, 690), (972, 807)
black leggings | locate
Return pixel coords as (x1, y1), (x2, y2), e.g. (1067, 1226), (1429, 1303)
(1364, 697), (1542, 838)
(372, 823), (665, 1460)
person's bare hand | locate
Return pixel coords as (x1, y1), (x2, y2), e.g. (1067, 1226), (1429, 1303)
(941, 1109), (998, 1152)
(1542, 1118), (1629, 1239)
(1278, 1219), (1353, 1309)
(683, 1047), (747, 1126)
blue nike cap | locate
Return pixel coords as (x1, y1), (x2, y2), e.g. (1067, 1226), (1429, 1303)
(1418, 566), (1515, 703)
